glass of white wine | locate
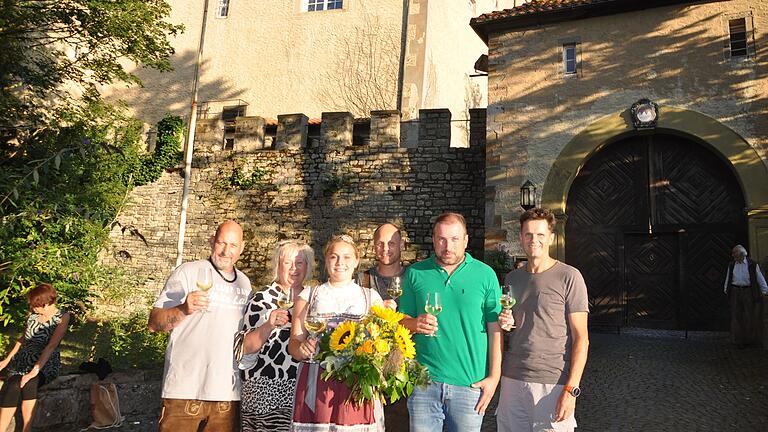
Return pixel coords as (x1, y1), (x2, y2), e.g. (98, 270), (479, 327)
(196, 267), (213, 313)
(387, 276), (403, 300)
(304, 316), (327, 363)
(500, 285), (517, 329)
(424, 292), (442, 337)
(277, 286), (294, 311)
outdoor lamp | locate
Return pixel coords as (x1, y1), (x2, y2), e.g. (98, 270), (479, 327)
(630, 98), (659, 129)
(520, 180), (536, 210)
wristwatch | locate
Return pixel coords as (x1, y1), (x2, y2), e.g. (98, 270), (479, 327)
(563, 385), (581, 397)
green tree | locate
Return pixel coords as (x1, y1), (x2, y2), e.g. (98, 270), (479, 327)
(0, 0), (183, 134)
(0, 1), (184, 327)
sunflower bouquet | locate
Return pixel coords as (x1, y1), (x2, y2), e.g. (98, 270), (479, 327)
(315, 305), (430, 405)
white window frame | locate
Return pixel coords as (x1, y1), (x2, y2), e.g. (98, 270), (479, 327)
(216, 0), (230, 19)
(306, 0), (344, 12)
(563, 43), (577, 75)
(557, 38), (582, 78)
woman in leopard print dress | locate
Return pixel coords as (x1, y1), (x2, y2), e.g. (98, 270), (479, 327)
(0, 283), (70, 432)
(239, 240), (315, 432)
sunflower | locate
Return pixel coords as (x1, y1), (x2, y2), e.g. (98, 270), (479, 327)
(370, 305), (404, 324)
(374, 338), (390, 355)
(394, 325), (416, 359)
(356, 339), (375, 355)
(329, 321), (357, 352)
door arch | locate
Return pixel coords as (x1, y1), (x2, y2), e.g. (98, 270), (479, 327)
(565, 133), (746, 330)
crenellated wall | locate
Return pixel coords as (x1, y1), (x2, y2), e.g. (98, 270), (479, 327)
(102, 108), (487, 312)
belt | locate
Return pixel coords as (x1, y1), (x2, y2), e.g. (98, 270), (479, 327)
(731, 284), (750, 288)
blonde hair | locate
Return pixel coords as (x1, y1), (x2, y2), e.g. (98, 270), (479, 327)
(271, 240), (315, 283)
(324, 234), (360, 260)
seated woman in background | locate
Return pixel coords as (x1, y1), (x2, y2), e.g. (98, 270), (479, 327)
(288, 234), (384, 432)
(239, 240), (315, 432)
(0, 283), (70, 432)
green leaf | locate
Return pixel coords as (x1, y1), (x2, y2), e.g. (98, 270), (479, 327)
(32, 169), (39, 184)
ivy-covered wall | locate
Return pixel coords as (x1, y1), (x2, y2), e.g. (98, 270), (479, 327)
(102, 108), (487, 312)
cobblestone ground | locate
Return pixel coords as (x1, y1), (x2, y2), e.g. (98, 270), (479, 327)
(480, 330), (768, 431)
(98, 330), (768, 431)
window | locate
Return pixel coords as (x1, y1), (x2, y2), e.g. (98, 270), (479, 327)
(725, 13), (755, 60)
(558, 39), (581, 77)
(216, 0), (230, 18)
(307, 0), (343, 12)
(729, 18), (748, 58)
(221, 105), (246, 150)
(563, 43), (577, 75)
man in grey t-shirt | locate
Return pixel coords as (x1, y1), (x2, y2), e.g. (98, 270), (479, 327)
(358, 222), (406, 310)
(357, 222), (409, 431)
(497, 208), (589, 432)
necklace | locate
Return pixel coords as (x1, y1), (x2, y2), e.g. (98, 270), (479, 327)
(208, 258), (237, 283)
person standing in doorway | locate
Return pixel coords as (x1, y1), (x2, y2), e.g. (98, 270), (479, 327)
(724, 244), (768, 349)
(497, 208), (589, 432)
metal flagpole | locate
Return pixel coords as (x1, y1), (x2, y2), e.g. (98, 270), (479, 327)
(176, 0), (210, 267)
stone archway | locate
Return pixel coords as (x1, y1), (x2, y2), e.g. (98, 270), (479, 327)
(542, 107), (768, 330)
(542, 106), (768, 263)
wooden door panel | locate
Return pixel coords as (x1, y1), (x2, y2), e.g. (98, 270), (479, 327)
(625, 234), (679, 328)
(566, 133), (746, 331)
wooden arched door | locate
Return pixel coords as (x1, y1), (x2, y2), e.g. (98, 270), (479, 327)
(565, 133), (746, 330)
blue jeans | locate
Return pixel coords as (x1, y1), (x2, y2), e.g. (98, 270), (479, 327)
(407, 381), (484, 432)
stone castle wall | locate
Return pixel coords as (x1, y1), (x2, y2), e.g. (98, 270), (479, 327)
(102, 108), (487, 311)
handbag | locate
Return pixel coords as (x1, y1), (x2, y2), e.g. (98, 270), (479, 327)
(81, 382), (125, 430)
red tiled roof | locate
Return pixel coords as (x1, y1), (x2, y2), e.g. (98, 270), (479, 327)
(471, 0), (706, 42)
(473, 0), (614, 24)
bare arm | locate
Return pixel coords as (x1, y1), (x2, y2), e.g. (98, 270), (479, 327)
(148, 290), (209, 332)
(399, 313), (437, 335)
(287, 298), (315, 361)
(148, 306), (187, 332)
(554, 311), (589, 422)
(472, 321), (503, 414)
(0, 338), (24, 370)
(20, 312), (70, 387)
(243, 308), (289, 355)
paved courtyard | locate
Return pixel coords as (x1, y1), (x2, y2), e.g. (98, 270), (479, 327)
(93, 330), (768, 431)
(481, 330), (768, 431)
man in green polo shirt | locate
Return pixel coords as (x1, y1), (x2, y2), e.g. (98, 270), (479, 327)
(400, 212), (502, 432)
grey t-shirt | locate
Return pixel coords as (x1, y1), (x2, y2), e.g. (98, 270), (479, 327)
(154, 259), (251, 401)
(358, 266), (406, 303)
(502, 261), (589, 385)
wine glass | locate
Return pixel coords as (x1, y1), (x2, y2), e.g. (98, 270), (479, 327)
(304, 316), (326, 363)
(500, 285), (517, 329)
(274, 286), (293, 329)
(196, 267), (213, 313)
(303, 297), (326, 363)
(387, 276), (403, 300)
(424, 292), (442, 337)
(277, 286), (294, 310)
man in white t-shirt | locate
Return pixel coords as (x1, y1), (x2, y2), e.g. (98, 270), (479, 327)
(149, 220), (251, 432)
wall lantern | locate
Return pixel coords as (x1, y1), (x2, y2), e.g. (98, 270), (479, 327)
(520, 180), (537, 211)
(630, 98), (659, 129)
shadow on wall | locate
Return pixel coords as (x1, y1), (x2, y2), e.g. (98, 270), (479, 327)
(104, 49), (247, 126)
(487, 5), (767, 238)
(106, 109), (487, 290)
